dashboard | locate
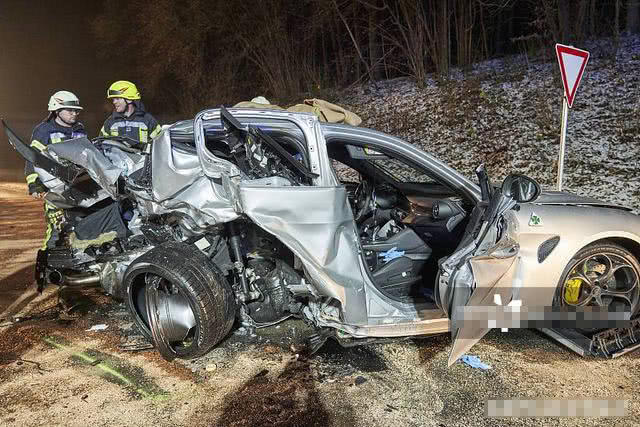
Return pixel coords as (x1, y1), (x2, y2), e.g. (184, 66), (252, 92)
(347, 180), (470, 255)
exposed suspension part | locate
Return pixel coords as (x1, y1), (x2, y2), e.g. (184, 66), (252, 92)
(591, 318), (640, 358)
(540, 318), (640, 358)
(227, 220), (260, 303)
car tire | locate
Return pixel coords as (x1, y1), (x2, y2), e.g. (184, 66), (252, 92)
(124, 241), (236, 360)
(553, 241), (640, 318)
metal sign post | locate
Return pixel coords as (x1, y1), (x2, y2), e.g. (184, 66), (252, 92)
(554, 44), (590, 191)
(556, 97), (569, 190)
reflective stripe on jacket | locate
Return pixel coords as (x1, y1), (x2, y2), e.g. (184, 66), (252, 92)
(100, 103), (161, 143)
(25, 119), (87, 186)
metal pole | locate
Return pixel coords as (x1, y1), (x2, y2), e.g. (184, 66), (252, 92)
(556, 97), (569, 191)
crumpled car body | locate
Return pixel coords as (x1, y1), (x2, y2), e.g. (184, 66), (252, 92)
(4, 107), (640, 364)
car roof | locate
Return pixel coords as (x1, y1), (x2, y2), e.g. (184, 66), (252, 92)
(167, 109), (481, 202)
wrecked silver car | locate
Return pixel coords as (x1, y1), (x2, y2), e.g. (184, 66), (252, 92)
(4, 107), (640, 365)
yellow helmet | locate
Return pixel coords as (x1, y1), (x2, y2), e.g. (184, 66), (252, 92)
(107, 80), (141, 100)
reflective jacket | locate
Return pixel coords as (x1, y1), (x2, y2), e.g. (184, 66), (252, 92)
(100, 101), (161, 144)
(25, 118), (87, 192)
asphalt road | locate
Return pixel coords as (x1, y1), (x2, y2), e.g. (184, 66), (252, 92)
(0, 182), (638, 427)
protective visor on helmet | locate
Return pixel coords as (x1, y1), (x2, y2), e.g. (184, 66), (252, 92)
(58, 99), (83, 109)
(108, 89), (126, 97)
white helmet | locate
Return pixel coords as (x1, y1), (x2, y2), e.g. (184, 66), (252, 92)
(48, 90), (83, 111)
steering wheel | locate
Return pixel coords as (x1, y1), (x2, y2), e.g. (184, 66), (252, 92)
(354, 179), (374, 223)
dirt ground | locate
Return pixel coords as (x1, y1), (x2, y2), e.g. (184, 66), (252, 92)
(0, 182), (638, 427)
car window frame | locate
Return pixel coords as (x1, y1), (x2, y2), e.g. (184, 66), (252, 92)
(324, 137), (476, 206)
(170, 117), (311, 169)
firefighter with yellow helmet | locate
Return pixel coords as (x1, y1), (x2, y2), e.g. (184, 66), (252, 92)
(25, 90), (88, 249)
(100, 80), (162, 144)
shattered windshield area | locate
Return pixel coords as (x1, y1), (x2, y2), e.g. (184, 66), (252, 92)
(190, 109), (317, 186)
(242, 125), (318, 184)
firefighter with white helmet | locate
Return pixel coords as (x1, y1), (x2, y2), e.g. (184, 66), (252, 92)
(100, 80), (162, 144)
(25, 90), (88, 249)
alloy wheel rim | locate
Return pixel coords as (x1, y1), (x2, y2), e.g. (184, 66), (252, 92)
(143, 273), (197, 358)
(562, 252), (639, 313)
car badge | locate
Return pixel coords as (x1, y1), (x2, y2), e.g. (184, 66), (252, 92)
(529, 212), (543, 226)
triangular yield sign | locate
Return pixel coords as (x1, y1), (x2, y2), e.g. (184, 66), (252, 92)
(555, 44), (590, 108)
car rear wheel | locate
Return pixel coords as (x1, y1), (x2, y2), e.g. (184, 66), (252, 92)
(124, 241), (236, 360)
(554, 242), (640, 317)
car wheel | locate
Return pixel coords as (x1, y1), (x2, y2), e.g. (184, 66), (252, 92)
(124, 241), (236, 360)
(554, 241), (640, 317)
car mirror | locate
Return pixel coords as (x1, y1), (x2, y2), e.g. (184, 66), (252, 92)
(501, 174), (541, 203)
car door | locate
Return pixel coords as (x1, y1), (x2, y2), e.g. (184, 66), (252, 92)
(192, 108), (372, 324)
(436, 165), (523, 366)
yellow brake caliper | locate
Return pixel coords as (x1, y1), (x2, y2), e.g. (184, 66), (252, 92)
(564, 278), (583, 304)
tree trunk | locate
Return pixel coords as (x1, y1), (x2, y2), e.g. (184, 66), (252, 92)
(438, 0), (449, 77)
(332, 12), (346, 84)
(576, 0), (588, 43)
(613, 0), (620, 41)
(353, 2), (361, 82)
(627, 0), (640, 34)
(558, 0), (572, 42)
(368, 1), (383, 80)
(507, 3), (514, 46)
(478, 2), (488, 60)
(322, 30), (329, 87)
(494, 6), (503, 55)
(615, 0), (621, 39)
(454, 0), (475, 69)
(590, 0), (596, 37)
(614, 0), (621, 60)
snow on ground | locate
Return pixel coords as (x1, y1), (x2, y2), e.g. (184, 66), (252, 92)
(338, 35), (640, 213)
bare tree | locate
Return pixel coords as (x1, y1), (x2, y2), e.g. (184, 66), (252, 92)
(93, 0), (247, 114)
(590, 0), (597, 36)
(453, 0), (478, 69)
(531, 0), (591, 45)
(614, 0), (621, 60)
(331, 0), (380, 86)
(436, 0), (451, 77)
(90, 0), (628, 113)
(368, 0), (384, 80)
(627, 0), (640, 33)
(381, 0), (429, 84)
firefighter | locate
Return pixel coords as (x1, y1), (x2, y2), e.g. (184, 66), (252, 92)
(25, 90), (87, 249)
(100, 80), (162, 144)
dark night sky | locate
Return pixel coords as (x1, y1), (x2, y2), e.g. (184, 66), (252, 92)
(0, 0), (126, 179)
